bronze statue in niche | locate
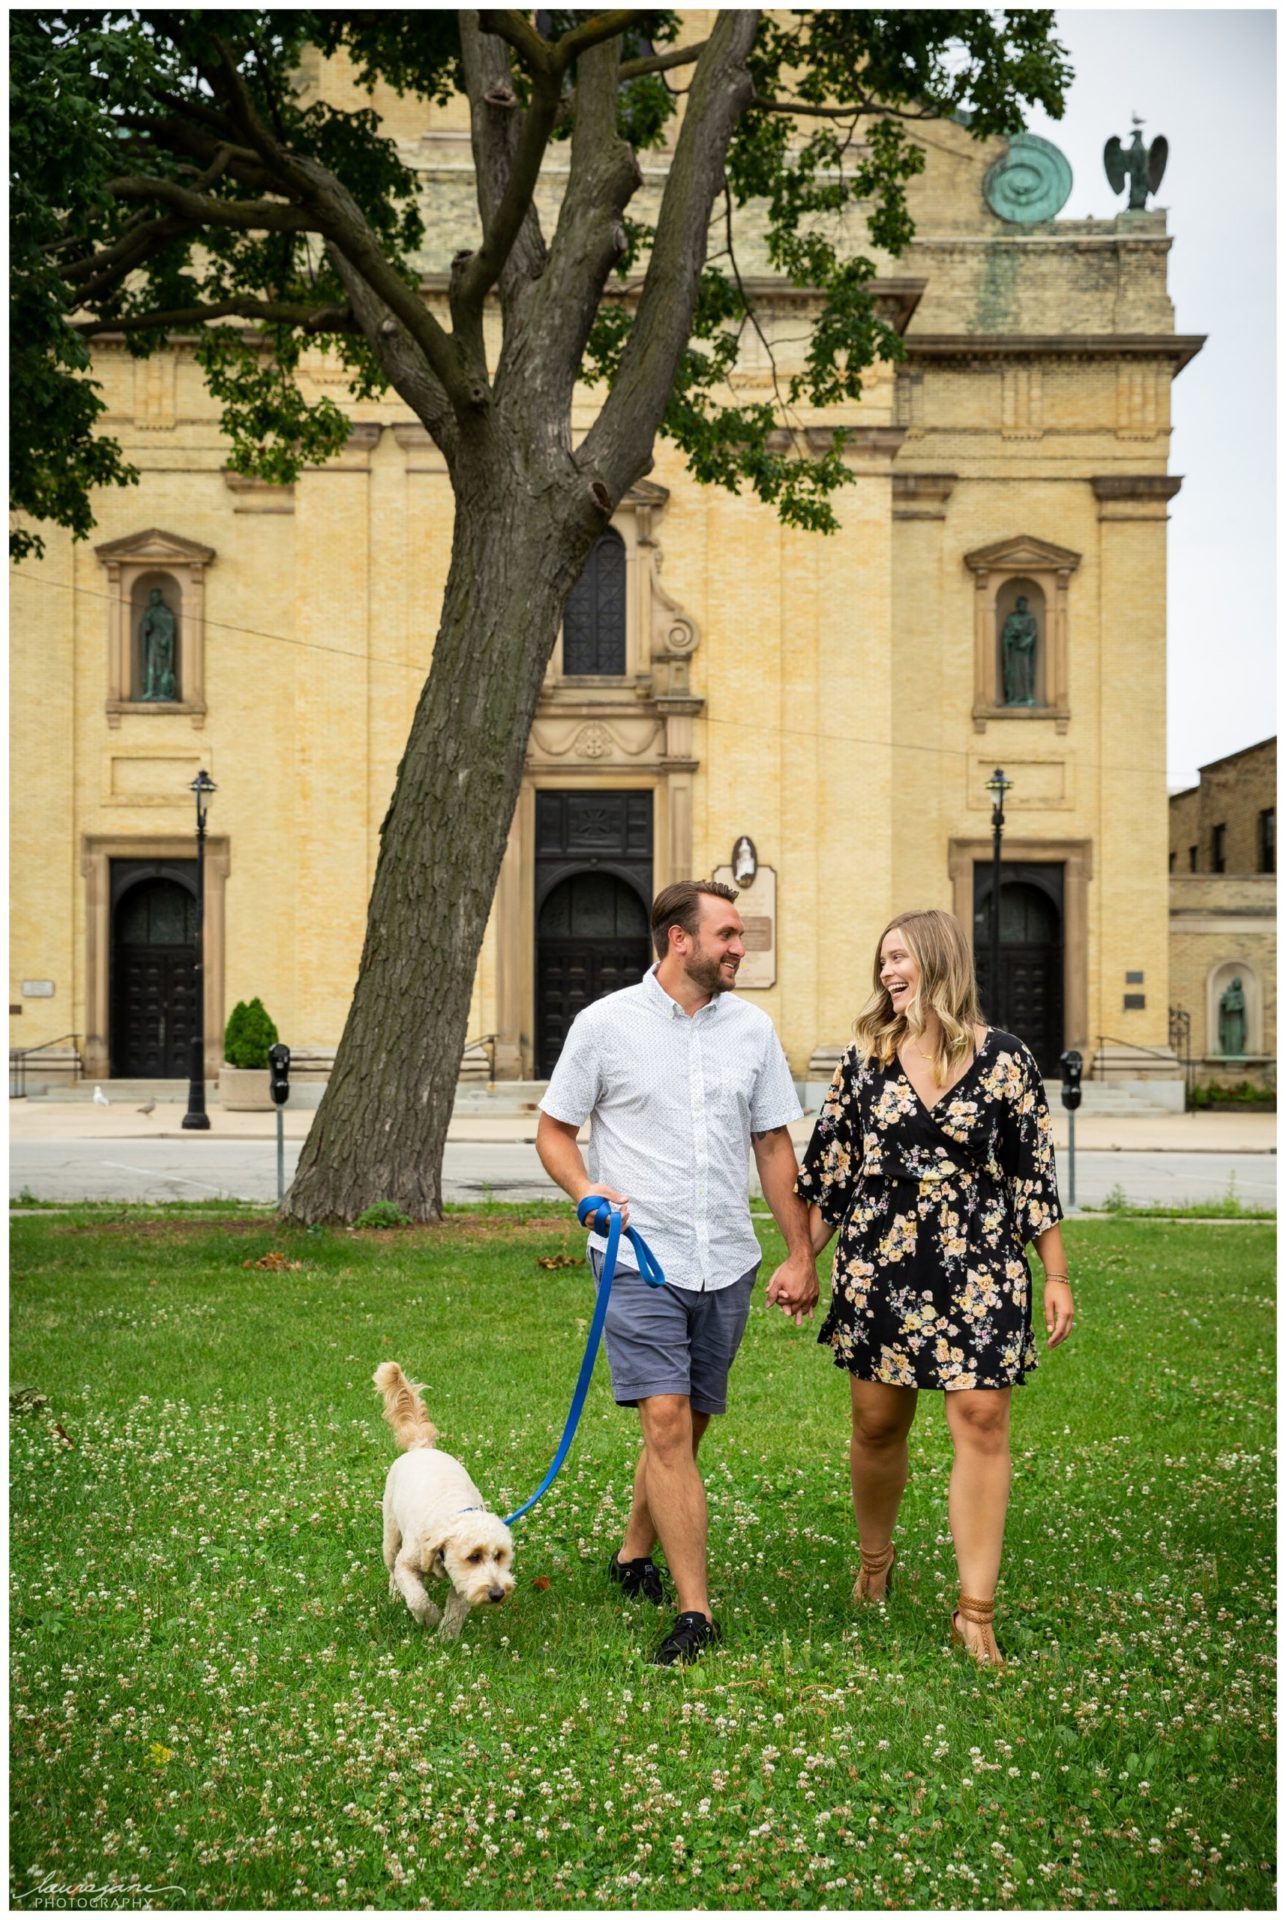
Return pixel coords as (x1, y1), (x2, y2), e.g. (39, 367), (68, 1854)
(140, 588), (178, 701)
(1000, 594), (1039, 706)
(1218, 977), (1248, 1057)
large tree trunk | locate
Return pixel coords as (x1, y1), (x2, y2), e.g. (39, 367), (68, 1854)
(282, 439), (603, 1223)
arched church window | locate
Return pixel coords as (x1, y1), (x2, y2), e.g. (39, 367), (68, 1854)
(562, 528), (627, 676)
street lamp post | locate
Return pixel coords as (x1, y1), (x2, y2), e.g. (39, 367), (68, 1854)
(182, 768), (217, 1132)
(984, 767), (1013, 1025)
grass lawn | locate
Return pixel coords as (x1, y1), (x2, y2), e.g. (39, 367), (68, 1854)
(10, 1207), (1276, 1911)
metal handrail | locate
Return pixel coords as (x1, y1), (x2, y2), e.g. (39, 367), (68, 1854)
(1093, 1032), (1182, 1080)
(462, 1031), (498, 1081)
(1168, 1004), (1194, 1105)
(8, 1032), (82, 1099)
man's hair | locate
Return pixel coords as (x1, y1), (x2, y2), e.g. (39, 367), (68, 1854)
(650, 879), (739, 961)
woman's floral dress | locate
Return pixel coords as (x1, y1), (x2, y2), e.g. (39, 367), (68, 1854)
(796, 1029), (1063, 1391)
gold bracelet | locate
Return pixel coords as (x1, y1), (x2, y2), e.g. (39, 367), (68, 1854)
(1044, 1271), (1070, 1282)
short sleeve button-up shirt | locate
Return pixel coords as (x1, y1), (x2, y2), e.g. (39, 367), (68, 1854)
(539, 966), (802, 1291)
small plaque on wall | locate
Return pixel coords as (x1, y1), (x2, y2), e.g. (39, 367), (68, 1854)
(22, 981), (54, 997)
(713, 865), (777, 989)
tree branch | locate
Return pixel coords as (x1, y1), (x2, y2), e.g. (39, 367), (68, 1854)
(550, 11), (637, 71)
(457, 12), (550, 341)
(514, 35), (641, 412)
(60, 213), (193, 297)
(751, 93), (938, 123)
(106, 176), (316, 232)
(579, 10), (761, 498)
(72, 298), (357, 338)
(618, 39), (708, 83)
(478, 9), (637, 79)
(286, 156), (477, 413)
(325, 243), (458, 458)
(476, 10), (553, 76)
(455, 72), (562, 319)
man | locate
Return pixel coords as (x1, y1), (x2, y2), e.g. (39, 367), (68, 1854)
(536, 879), (820, 1665)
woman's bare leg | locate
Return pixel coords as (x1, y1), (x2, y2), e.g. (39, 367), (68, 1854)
(943, 1387), (1011, 1659)
(849, 1379), (918, 1596)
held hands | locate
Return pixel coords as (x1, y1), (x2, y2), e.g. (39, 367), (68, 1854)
(1044, 1276), (1075, 1349)
(765, 1252), (820, 1329)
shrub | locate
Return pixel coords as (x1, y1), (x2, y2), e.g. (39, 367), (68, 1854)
(1189, 1079), (1275, 1110)
(353, 1201), (412, 1230)
(223, 998), (279, 1070)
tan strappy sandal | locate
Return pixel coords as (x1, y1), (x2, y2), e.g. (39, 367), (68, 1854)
(950, 1592), (1004, 1669)
(852, 1540), (896, 1604)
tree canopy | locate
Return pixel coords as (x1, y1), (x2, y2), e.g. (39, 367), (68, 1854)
(11, 9), (1070, 559)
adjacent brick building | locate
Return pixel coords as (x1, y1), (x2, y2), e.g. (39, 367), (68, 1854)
(1169, 739), (1276, 1088)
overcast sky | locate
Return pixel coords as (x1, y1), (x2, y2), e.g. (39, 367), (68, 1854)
(1019, 7), (1276, 790)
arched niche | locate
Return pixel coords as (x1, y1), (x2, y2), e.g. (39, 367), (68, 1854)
(994, 576), (1047, 708)
(1206, 959), (1262, 1059)
(95, 527), (215, 727)
(963, 532), (1079, 733)
(129, 570), (183, 703)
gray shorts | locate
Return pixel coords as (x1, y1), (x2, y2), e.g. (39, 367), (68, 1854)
(589, 1252), (759, 1415)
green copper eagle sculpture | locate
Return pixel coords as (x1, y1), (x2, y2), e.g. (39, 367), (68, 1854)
(1104, 118), (1168, 210)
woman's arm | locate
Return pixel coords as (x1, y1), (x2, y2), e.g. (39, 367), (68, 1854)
(1031, 1222), (1074, 1348)
(809, 1203), (835, 1256)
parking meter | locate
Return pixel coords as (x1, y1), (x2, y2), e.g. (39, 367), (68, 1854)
(1058, 1049), (1083, 1111)
(268, 1043), (291, 1204)
(1058, 1049), (1083, 1209)
(268, 1042), (291, 1106)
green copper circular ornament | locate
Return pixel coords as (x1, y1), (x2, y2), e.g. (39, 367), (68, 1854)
(983, 134), (1073, 223)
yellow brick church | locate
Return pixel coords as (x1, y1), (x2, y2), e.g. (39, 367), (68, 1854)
(9, 30), (1204, 1098)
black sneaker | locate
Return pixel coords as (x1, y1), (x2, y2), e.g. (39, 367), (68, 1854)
(608, 1553), (667, 1606)
(650, 1610), (722, 1667)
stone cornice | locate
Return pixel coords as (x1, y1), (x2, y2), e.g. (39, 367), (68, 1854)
(418, 274), (928, 335)
(905, 333), (1205, 375)
(1091, 475), (1183, 501)
(892, 472), (957, 519)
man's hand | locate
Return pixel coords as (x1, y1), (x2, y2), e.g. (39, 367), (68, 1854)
(535, 1114), (630, 1226)
(577, 1185), (631, 1230)
(765, 1251), (820, 1328)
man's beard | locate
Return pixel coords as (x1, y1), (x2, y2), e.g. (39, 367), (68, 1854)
(685, 950), (735, 996)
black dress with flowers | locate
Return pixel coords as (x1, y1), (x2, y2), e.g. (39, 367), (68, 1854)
(795, 1029), (1063, 1391)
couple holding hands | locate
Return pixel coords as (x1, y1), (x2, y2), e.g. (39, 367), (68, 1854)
(536, 881), (1074, 1669)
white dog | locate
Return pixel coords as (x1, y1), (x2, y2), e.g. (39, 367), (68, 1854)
(373, 1361), (515, 1638)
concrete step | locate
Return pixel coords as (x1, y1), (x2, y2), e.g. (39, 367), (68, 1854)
(1048, 1079), (1185, 1117)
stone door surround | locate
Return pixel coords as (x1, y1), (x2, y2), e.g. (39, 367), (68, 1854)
(949, 836), (1092, 1050)
(81, 834), (230, 1079)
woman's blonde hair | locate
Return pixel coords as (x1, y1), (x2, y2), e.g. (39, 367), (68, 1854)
(854, 909), (983, 1084)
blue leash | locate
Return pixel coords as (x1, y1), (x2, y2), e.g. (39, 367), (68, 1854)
(502, 1197), (666, 1526)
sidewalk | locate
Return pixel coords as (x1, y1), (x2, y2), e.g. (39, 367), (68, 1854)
(7, 1095), (1276, 1155)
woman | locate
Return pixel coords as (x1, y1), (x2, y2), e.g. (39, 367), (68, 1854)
(787, 908), (1074, 1667)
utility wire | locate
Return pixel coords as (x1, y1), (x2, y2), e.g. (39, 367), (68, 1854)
(10, 566), (1204, 787)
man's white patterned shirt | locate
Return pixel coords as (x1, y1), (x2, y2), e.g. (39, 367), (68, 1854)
(539, 966), (802, 1291)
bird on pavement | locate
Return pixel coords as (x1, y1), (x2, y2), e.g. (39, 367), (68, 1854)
(93, 1086), (111, 1107)
(137, 1100), (157, 1116)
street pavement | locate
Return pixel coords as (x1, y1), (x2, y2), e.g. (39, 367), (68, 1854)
(9, 1133), (1277, 1211)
